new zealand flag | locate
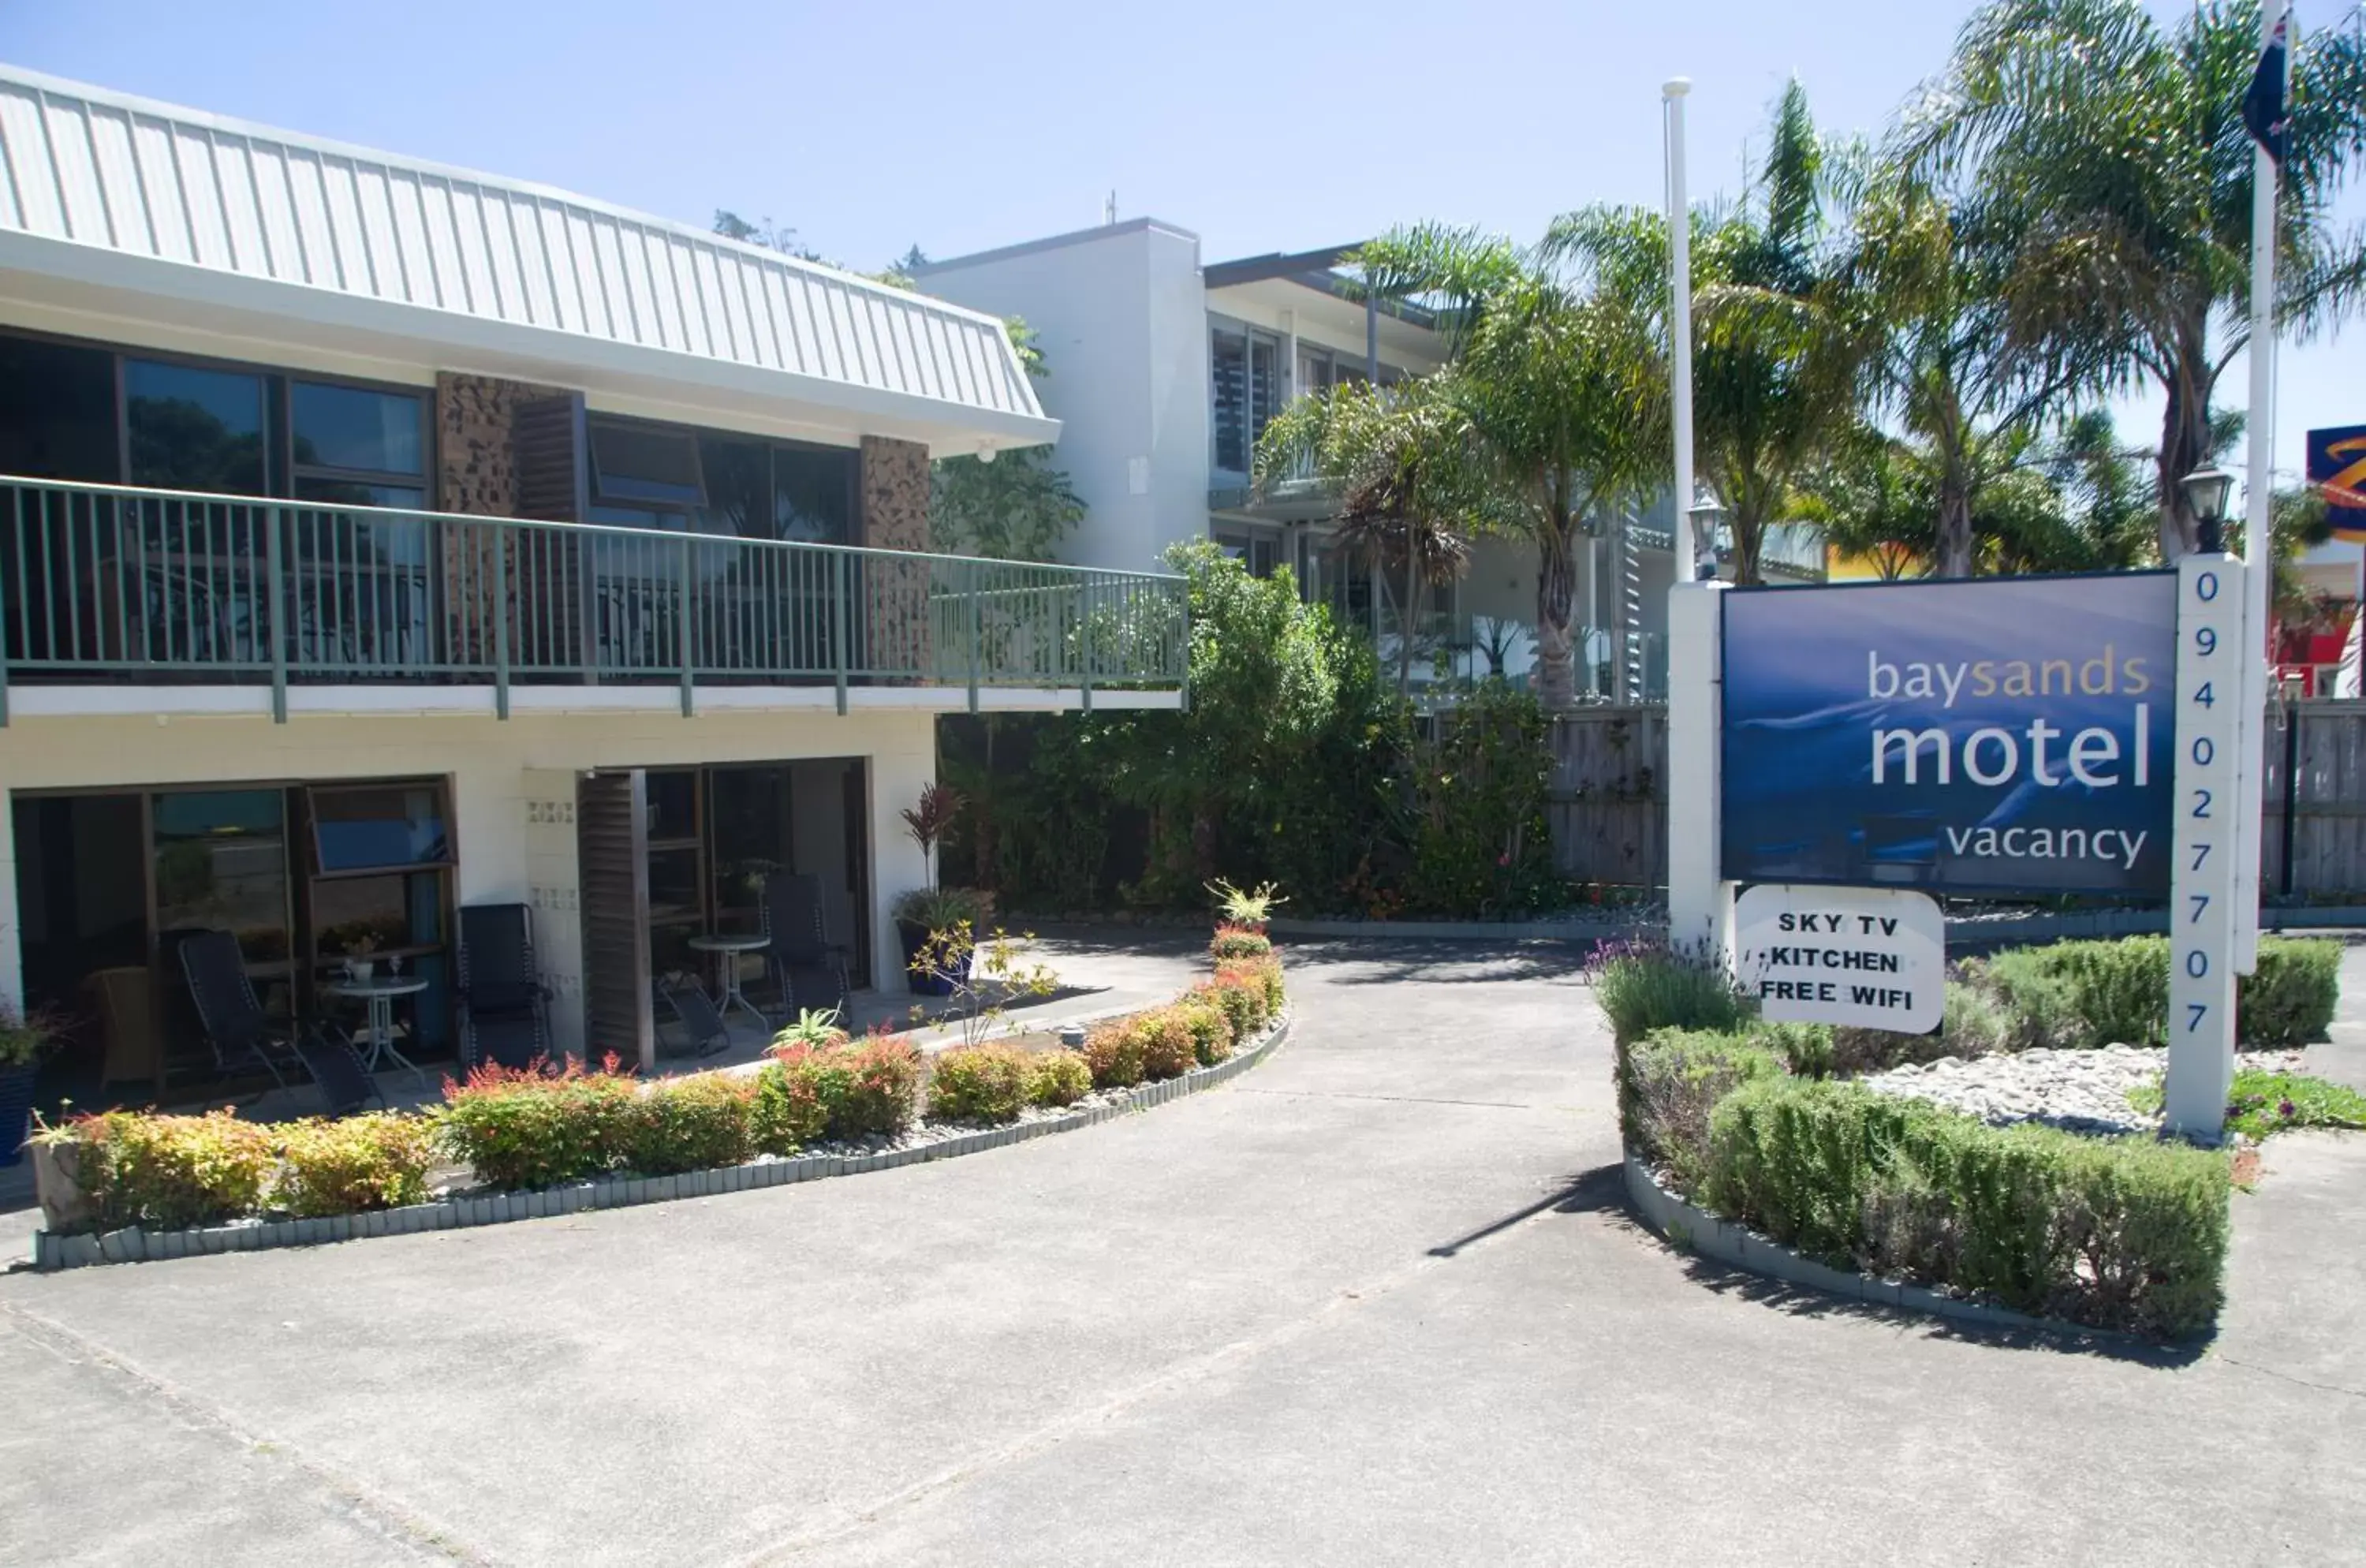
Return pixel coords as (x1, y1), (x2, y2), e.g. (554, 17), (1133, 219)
(2244, 14), (2290, 164)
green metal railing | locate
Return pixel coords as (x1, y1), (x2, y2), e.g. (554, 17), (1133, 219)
(0, 477), (1187, 723)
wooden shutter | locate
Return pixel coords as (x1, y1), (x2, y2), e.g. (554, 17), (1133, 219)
(576, 769), (654, 1072)
(510, 394), (590, 673)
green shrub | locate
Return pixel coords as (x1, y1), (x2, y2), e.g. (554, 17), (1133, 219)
(50, 1109), (278, 1231)
(1192, 977), (1263, 1044)
(273, 1113), (434, 1217)
(1215, 955), (1286, 1019)
(928, 1043), (1033, 1124)
(1175, 997), (1233, 1066)
(625, 1073), (754, 1175)
(2237, 939), (2342, 1047)
(1028, 1051), (1093, 1107)
(1702, 1077), (2230, 1338)
(1618, 1029), (1783, 1197)
(768, 1032), (922, 1140)
(1978, 935), (2340, 1051)
(1083, 1021), (1145, 1088)
(436, 1058), (641, 1189)
(1745, 1021), (1834, 1079)
(1587, 939), (1748, 1044)
(1210, 924), (1273, 961)
(1134, 1008), (1198, 1081)
(749, 1060), (828, 1155)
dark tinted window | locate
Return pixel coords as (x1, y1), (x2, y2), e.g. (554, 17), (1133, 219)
(590, 420), (704, 506)
(126, 360), (268, 494)
(309, 784), (452, 872)
(774, 444), (854, 543)
(0, 336), (117, 480)
(290, 382), (424, 476)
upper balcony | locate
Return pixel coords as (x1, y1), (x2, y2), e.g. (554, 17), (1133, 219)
(0, 478), (1186, 723)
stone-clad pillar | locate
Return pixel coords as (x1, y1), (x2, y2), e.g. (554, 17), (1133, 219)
(860, 435), (935, 678)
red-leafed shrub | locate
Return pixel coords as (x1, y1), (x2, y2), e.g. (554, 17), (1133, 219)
(1135, 1008), (1198, 1081)
(1210, 924), (1274, 961)
(767, 1029), (921, 1139)
(1084, 1021), (1145, 1088)
(435, 1055), (642, 1189)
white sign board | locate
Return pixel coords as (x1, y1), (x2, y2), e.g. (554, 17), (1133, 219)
(1733, 884), (1945, 1034)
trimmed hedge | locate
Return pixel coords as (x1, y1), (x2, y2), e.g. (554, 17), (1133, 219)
(275, 1114), (435, 1217)
(54, 1109), (278, 1231)
(767, 1032), (922, 1140)
(928, 1042), (1034, 1125)
(1702, 1077), (2230, 1338)
(1616, 1029), (1782, 1197)
(1027, 1051), (1093, 1107)
(1978, 935), (2339, 1050)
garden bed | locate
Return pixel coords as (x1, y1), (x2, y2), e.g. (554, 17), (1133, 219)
(1596, 933), (2352, 1341)
(28, 948), (1292, 1271)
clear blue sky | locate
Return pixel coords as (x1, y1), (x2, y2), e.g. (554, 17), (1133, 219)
(3, 0), (2357, 487)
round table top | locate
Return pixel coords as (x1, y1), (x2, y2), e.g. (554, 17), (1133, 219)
(325, 974), (431, 999)
(688, 931), (771, 953)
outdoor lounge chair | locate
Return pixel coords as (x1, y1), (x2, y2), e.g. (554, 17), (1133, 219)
(658, 978), (732, 1058)
(296, 1028), (388, 1118)
(175, 929), (302, 1089)
(761, 872), (851, 1019)
(457, 903), (551, 1072)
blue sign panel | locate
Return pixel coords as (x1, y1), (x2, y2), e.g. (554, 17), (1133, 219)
(1721, 573), (2178, 896)
(2306, 424), (2366, 539)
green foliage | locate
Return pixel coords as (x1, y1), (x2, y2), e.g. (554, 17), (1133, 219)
(1133, 1009), (1199, 1081)
(1174, 998), (1234, 1066)
(273, 1114), (434, 1217)
(1210, 924), (1273, 961)
(0, 1001), (61, 1069)
(749, 1060), (829, 1155)
(2129, 1070), (2366, 1142)
(767, 1033), (922, 1140)
(1393, 682), (1559, 915)
(927, 1043), (1034, 1124)
(1977, 936), (2339, 1050)
(1082, 1020), (1145, 1089)
(2237, 940), (2343, 1050)
(1915, 0), (2366, 558)
(773, 1009), (849, 1051)
(1207, 878), (1286, 927)
(1617, 1029), (1784, 1197)
(435, 1058), (643, 1189)
(1585, 939), (1750, 1045)
(1027, 1051), (1093, 1108)
(930, 446), (1085, 562)
(50, 1109), (278, 1231)
(624, 1074), (755, 1176)
(1703, 1077), (2229, 1338)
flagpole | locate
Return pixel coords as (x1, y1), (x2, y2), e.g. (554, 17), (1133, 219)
(1665, 77), (1696, 585)
(2235, 0), (2286, 976)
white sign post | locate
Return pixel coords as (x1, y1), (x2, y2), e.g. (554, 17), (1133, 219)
(2165, 554), (2245, 1138)
(1735, 885), (1946, 1034)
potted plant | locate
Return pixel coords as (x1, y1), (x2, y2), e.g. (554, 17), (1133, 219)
(892, 886), (992, 995)
(0, 1001), (59, 1170)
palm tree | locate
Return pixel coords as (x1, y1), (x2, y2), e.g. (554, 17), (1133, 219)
(1256, 377), (1486, 700)
(1359, 229), (1669, 707)
(1840, 153), (2110, 577)
(1911, 0), (2366, 561)
(1554, 81), (1871, 586)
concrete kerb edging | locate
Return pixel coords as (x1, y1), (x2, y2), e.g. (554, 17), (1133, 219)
(1619, 1152), (2146, 1346)
(1273, 909), (2366, 944)
(28, 1011), (1294, 1272)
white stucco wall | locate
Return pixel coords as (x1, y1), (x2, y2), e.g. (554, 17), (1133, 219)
(918, 221), (1211, 574)
(0, 708), (936, 1027)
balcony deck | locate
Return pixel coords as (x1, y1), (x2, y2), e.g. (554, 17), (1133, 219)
(0, 479), (1186, 722)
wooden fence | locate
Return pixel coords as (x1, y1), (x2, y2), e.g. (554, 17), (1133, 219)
(1547, 698), (2366, 902)
(2261, 698), (2366, 902)
(1547, 708), (1669, 887)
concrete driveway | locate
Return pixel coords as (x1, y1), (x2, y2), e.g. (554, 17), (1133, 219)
(2, 940), (2361, 1566)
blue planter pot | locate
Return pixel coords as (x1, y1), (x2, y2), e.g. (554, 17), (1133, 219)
(897, 921), (956, 997)
(0, 1064), (37, 1169)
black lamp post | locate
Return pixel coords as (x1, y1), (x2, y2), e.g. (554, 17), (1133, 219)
(2181, 466), (2237, 555)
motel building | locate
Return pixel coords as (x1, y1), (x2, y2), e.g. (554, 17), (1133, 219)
(0, 65), (1183, 1110)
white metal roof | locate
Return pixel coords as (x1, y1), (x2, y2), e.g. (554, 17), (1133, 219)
(0, 65), (1055, 450)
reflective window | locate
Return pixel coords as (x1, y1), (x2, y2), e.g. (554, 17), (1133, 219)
(309, 783), (452, 872)
(290, 382), (424, 476)
(125, 360), (268, 494)
(153, 789), (289, 963)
